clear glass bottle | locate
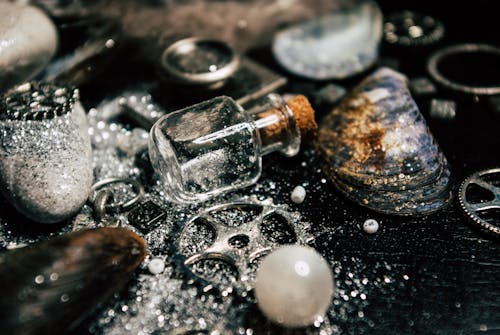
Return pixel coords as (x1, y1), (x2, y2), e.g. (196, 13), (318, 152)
(149, 93), (316, 203)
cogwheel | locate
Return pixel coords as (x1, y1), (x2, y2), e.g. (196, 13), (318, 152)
(165, 320), (234, 335)
(169, 198), (314, 296)
(458, 168), (500, 236)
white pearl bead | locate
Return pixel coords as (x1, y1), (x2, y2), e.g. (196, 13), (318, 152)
(363, 219), (379, 234)
(255, 245), (335, 327)
(148, 258), (165, 275)
(290, 185), (306, 204)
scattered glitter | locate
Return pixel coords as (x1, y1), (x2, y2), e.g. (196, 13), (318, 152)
(0, 88), (411, 335)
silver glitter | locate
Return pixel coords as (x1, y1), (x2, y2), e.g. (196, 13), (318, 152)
(0, 83), (93, 223)
(0, 88), (392, 334)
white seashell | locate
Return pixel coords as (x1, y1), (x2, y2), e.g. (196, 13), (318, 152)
(272, 0), (382, 80)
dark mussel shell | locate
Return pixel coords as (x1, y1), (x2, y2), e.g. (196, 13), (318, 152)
(316, 68), (452, 216)
(0, 227), (146, 335)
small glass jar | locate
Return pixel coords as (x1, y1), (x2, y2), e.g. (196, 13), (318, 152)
(149, 93), (316, 203)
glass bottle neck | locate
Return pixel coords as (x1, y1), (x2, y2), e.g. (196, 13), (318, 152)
(247, 94), (301, 157)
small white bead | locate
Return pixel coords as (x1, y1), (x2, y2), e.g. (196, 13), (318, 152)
(148, 258), (165, 275)
(290, 185), (306, 204)
(255, 245), (335, 327)
(363, 219), (379, 234)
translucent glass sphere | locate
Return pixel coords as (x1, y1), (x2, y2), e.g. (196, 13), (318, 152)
(255, 245), (335, 327)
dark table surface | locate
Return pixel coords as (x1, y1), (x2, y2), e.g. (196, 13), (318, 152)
(1, 1), (499, 334)
(299, 1), (500, 333)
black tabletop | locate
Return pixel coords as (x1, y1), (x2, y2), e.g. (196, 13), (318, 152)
(0, 1), (499, 334)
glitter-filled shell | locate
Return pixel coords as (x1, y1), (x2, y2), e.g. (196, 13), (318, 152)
(0, 82), (93, 223)
(316, 68), (452, 216)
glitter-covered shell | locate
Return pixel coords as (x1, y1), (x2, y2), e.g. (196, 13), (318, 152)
(0, 228), (147, 335)
(0, 82), (93, 223)
(316, 68), (452, 216)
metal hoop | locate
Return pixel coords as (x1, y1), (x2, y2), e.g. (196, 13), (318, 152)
(89, 177), (145, 212)
(160, 37), (240, 86)
(427, 44), (500, 96)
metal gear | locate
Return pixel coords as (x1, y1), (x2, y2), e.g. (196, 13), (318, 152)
(170, 199), (313, 295)
(458, 168), (500, 236)
(384, 11), (445, 47)
(165, 321), (233, 335)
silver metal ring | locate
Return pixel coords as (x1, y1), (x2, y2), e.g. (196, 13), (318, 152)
(89, 177), (144, 212)
(160, 37), (240, 86)
(427, 44), (500, 96)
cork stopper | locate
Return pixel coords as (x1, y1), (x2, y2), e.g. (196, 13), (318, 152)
(286, 95), (318, 139)
(254, 94), (317, 156)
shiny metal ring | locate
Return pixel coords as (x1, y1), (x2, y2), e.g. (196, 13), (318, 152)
(89, 177), (144, 212)
(459, 168), (500, 237)
(427, 44), (500, 95)
(160, 37), (240, 86)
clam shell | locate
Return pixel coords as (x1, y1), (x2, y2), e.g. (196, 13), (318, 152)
(0, 227), (147, 335)
(316, 68), (452, 215)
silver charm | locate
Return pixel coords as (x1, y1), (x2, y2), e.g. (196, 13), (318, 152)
(409, 77), (437, 96)
(459, 168), (500, 236)
(427, 44), (500, 96)
(89, 177), (145, 225)
(161, 37), (240, 89)
(175, 200), (312, 293)
(0, 82), (92, 223)
(430, 99), (457, 120)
